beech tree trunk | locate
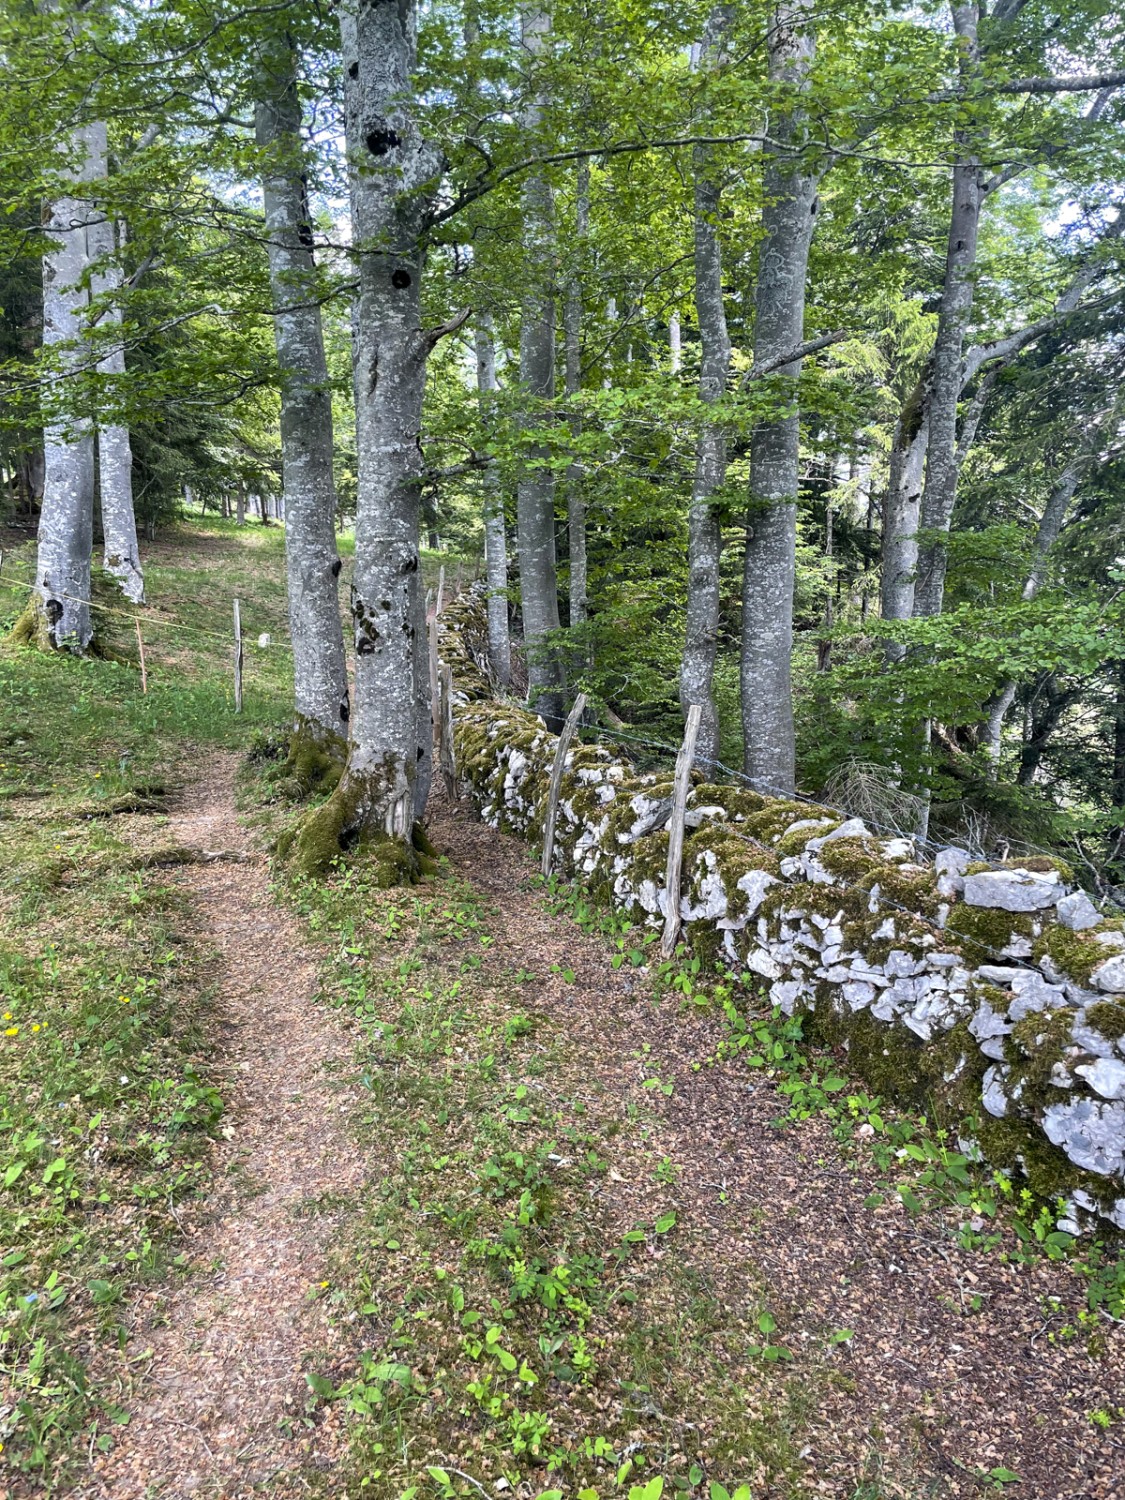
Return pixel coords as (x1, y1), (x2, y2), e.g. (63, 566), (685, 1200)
(913, 3), (983, 622)
(255, 36), (350, 746)
(86, 123), (144, 603)
(564, 160), (588, 631)
(515, 3), (565, 728)
(681, 5), (733, 768)
(475, 315), (512, 688)
(740, 1), (819, 794)
(301, 0), (444, 856)
(880, 374), (929, 657)
(34, 125), (99, 651)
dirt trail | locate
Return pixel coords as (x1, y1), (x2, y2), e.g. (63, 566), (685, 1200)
(80, 756), (365, 1500)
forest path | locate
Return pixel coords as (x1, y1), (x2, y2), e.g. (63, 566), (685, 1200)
(80, 754), (364, 1500)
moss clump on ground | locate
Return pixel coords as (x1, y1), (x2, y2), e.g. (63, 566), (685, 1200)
(9, 595), (47, 648)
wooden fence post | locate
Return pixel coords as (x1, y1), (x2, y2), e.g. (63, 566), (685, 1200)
(428, 608), (440, 733)
(660, 704), (702, 958)
(232, 598), (243, 713)
(439, 663), (456, 799)
(135, 620), (148, 695)
(541, 692), (587, 878)
(436, 563), (445, 619)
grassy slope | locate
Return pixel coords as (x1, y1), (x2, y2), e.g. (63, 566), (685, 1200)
(0, 519), (295, 1483)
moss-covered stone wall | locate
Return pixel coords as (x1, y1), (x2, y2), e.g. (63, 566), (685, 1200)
(441, 592), (1125, 1237)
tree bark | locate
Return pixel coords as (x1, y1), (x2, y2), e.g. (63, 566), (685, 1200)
(879, 373), (929, 656)
(515, 3), (565, 728)
(86, 123), (144, 604)
(298, 0), (444, 859)
(475, 314), (512, 687)
(913, 3), (984, 622)
(740, 1), (819, 794)
(681, 4), (733, 768)
(255, 40), (350, 745)
(564, 160), (588, 631)
(33, 124), (99, 651)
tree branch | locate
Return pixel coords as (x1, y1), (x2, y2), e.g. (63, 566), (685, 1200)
(738, 329), (849, 387)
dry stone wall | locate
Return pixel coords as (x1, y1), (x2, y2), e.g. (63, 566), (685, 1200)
(440, 594), (1125, 1237)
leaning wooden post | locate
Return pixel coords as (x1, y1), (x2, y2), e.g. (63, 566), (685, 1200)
(660, 703), (702, 958)
(439, 662), (456, 799)
(435, 562), (445, 618)
(541, 692), (587, 878)
(232, 598), (243, 713)
(428, 608), (440, 733)
(135, 620), (148, 695)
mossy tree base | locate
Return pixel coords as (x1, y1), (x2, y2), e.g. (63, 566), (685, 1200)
(279, 764), (438, 882)
(265, 720), (348, 802)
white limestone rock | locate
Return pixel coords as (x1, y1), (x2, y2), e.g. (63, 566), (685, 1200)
(1074, 1057), (1125, 1101)
(963, 869), (1061, 912)
(736, 869), (777, 917)
(1042, 1098), (1125, 1176)
(935, 846), (969, 899)
(1056, 890), (1101, 932)
(981, 1065), (1010, 1118)
(880, 837), (915, 862)
(1072, 1187), (1125, 1231)
(745, 949), (782, 981)
(843, 980), (875, 1010)
(1092, 954), (1125, 995)
(770, 979), (806, 1015)
(806, 817), (867, 849)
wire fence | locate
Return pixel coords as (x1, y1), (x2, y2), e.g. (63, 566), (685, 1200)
(0, 568), (296, 652)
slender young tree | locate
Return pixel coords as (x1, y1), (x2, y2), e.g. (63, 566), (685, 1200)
(680, 4), (733, 768)
(515, 2), (565, 728)
(912, 2), (985, 624)
(475, 313), (512, 687)
(740, 0), (819, 794)
(86, 122), (144, 602)
(563, 159), (589, 631)
(254, 33), (349, 749)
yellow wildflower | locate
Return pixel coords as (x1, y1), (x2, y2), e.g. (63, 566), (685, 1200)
(119, 995), (131, 1004)
(32, 1024), (41, 1033)
(5, 1026), (18, 1037)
